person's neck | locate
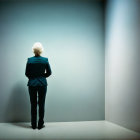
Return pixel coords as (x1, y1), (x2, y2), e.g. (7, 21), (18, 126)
(35, 55), (40, 57)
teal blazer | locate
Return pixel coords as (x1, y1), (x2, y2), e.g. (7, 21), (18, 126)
(25, 56), (52, 86)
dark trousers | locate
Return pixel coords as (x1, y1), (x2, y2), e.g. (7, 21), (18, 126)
(28, 86), (47, 126)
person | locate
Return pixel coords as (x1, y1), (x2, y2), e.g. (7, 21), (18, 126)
(25, 42), (52, 130)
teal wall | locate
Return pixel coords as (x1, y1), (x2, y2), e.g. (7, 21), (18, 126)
(0, 0), (105, 122)
(105, 0), (140, 132)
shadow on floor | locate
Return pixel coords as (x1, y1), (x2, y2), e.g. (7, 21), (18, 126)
(10, 122), (31, 129)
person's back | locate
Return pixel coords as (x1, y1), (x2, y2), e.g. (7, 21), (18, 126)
(25, 56), (52, 86)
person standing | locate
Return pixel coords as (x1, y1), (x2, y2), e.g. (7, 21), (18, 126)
(25, 42), (52, 130)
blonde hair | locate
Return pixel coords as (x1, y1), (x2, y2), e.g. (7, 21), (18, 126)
(32, 42), (44, 56)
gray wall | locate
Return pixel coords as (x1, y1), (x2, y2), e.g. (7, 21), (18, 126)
(0, 0), (105, 122)
(105, 0), (140, 132)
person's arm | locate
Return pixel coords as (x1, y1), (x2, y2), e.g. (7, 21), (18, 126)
(44, 58), (52, 78)
(25, 58), (31, 78)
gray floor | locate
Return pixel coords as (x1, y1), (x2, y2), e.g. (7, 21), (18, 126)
(0, 121), (139, 140)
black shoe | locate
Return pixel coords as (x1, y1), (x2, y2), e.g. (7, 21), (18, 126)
(32, 125), (37, 129)
(38, 124), (45, 130)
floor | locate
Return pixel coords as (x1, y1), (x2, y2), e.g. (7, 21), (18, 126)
(0, 121), (139, 140)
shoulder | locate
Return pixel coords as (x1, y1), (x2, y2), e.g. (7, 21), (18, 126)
(41, 56), (48, 61)
(42, 56), (48, 59)
(27, 57), (33, 62)
(26, 56), (35, 63)
(28, 56), (34, 60)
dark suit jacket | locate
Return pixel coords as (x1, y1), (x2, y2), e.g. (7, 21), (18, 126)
(25, 56), (52, 86)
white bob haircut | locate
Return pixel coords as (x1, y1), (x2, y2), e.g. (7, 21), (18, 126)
(32, 42), (44, 56)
